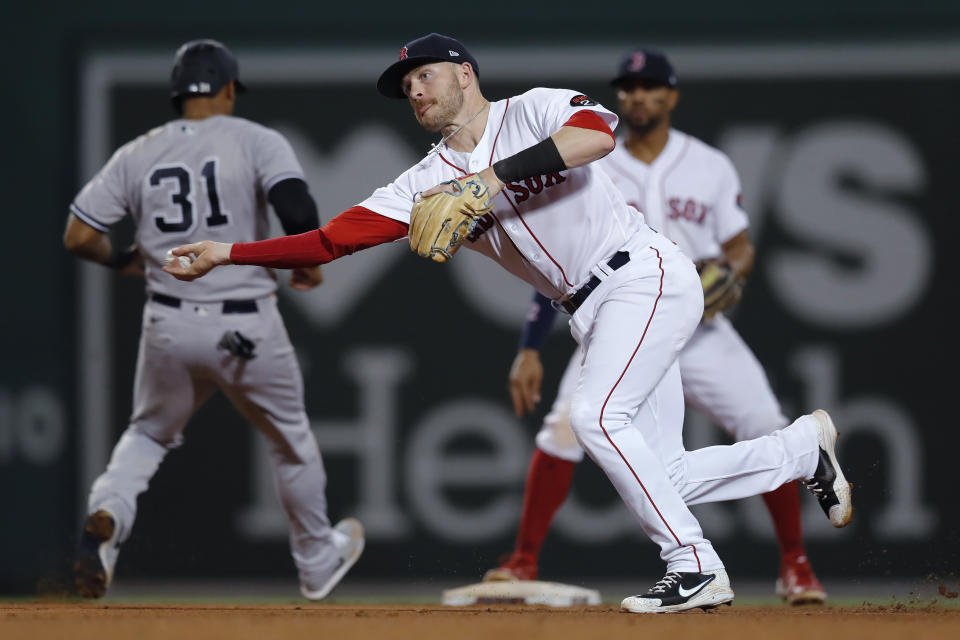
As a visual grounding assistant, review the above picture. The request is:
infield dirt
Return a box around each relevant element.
[3,603,960,640]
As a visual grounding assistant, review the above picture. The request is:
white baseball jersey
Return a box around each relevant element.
[598,129,748,262]
[218,88,824,578]
[71,115,304,301]
[358,91,817,576]
[425,117,819,577]
[358,88,652,301]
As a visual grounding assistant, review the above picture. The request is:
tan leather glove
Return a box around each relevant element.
[409,174,492,263]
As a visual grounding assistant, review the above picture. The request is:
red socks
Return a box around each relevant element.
[513,448,576,560]
[761,481,806,558]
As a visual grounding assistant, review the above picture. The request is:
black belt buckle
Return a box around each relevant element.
[560,251,630,314]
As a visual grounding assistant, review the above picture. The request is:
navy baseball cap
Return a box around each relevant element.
[610,48,677,88]
[170,39,247,101]
[377,33,480,98]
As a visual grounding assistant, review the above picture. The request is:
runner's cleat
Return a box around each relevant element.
[776,554,826,605]
[483,552,538,582]
[74,510,120,598]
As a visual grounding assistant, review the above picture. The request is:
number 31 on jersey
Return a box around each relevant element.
[149,158,229,233]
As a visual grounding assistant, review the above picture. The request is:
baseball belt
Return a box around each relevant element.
[151,293,258,314]
[559,251,631,314]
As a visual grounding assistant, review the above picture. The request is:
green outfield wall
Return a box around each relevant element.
[1,1,958,592]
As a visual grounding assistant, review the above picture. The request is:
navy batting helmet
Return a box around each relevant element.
[170,39,246,110]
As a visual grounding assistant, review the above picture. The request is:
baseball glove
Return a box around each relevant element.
[696,259,743,322]
[409,174,493,263]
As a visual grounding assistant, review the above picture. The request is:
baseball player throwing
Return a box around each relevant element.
[64,39,363,600]
[485,49,826,605]
[164,33,853,613]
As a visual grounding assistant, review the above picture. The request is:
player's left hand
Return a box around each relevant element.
[163,240,233,281]
[508,348,544,417]
[289,265,324,291]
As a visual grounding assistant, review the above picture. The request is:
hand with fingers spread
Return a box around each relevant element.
[508,348,543,417]
[162,240,233,281]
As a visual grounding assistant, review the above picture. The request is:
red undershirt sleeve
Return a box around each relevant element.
[230,206,409,268]
[562,110,615,141]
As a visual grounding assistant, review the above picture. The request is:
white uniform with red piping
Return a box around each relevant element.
[603,132,790,441]
[359,88,649,302]
[537,131,790,471]
[238,88,823,574]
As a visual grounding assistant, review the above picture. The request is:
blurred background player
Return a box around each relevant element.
[63,39,363,600]
[486,48,826,605]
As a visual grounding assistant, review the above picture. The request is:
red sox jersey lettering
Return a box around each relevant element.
[467,211,496,242]
[504,171,568,203]
[668,197,709,225]
[357,87,646,299]
[598,129,748,262]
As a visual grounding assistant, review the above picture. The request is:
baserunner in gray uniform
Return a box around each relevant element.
[63,39,364,600]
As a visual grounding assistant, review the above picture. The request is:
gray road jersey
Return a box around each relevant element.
[70,115,304,301]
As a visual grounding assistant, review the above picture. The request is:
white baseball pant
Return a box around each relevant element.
[563,231,819,572]
[87,294,336,576]
[537,316,789,461]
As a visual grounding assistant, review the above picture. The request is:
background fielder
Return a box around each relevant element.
[63,39,363,600]
[164,33,852,613]
[485,49,826,605]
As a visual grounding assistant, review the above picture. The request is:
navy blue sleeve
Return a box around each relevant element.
[519,291,559,350]
[268,177,321,236]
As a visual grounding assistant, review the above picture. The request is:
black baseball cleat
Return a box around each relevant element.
[74,510,120,598]
[804,410,853,527]
[621,568,734,613]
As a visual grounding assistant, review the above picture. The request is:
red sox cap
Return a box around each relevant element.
[610,48,678,88]
[377,33,480,99]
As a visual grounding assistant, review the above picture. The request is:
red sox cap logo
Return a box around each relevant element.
[629,52,646,71]
[399,46,408,60]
